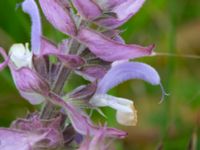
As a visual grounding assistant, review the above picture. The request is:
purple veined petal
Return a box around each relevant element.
[10,115,64,149]
[71,0,102,20]
[96,0,146,29]
[77,28,154,62]
[96,0,126,10]
[113,0,146,21]
[87,129,106,150]
[10,67,49,93]
[48,92,127,139]
[75,65,108,82]
[41,38,85,68]
[11,113,61,131]
[40,37,59,56]
[78,126,112,150]
[9,66,49,104]
[88,126,115,150]
[96,62,160,94]
[68,82,97,100]
[107,0,127,9]
[39,0,76,35]
[22,0,42,55]
[0,115,64,149]
[0,128,45,150]
[0,47,9,71]
[58,54,85,68]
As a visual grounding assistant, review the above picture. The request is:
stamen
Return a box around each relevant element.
[159,83,170,104]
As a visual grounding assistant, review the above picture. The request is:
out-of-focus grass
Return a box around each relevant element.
[0,0,200,149]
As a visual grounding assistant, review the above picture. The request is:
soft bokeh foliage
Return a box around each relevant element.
[0,0,200,149]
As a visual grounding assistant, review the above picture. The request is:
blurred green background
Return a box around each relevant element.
[0,0,200,149]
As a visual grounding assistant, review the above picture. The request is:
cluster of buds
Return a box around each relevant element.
[0,0,164,149]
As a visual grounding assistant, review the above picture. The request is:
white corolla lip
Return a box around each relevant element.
[9,43,33,69]
[90,94,137,126]
[116,103,137,126]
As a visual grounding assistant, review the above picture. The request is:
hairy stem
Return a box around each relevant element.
[40,65,71,119]
[40,16,83,119]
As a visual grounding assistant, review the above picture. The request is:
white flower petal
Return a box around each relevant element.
[90,94,137,126]
[9,43,32,69]
[116,104,137,126]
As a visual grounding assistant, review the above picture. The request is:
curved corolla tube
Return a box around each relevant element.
[22,0,42,55]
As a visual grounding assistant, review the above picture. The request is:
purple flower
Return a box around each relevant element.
[78,126,115,150]
[0,41,48,105]
[77,28,154,62]
[0,0,84,104]
[89,62,161,126]
[0,114,64,150]
[22,0,83,66]
[38,0,77,35]
[72,0,146,29]
[0,0,163,148]
[38,0,154,63]
[72,0,102,20]
[1,43,48,104]
[48,92,127,139]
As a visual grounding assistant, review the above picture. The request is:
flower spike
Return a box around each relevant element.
[0,0,163,148]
